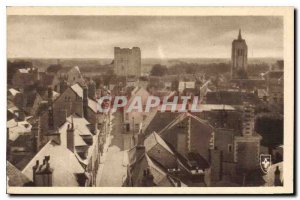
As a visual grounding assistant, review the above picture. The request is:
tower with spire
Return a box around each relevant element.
[231,29,248,79]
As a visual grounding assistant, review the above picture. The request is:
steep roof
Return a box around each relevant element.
[8,88,21,97]
[155,112,214,160]
[144,132,174,155]
[7,161,32,186]
[7,119,32,141]
[22,140,85,186]
[58,115,92,148]
[263,162,283,186]
[129,153,174,187]
[70,83,98,113]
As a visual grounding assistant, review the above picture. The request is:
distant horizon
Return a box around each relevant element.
[7,56,283,60]
[8,16,283,58]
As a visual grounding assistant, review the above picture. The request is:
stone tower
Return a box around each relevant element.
[114,47,141,77]
[231,29,248,79]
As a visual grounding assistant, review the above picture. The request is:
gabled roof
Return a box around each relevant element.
[263,162,283,186]
[7,161,32,186]
[152,112,214,160]
[7,119,32,141]
[70,83,98,113]
[144,132,174,155]
[129,153,174,187]
[22,140,85,186]
[10,134,33,150]
[8,88,21,97]
[58,115,92,148]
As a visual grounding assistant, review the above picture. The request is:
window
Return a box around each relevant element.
[228,144,232,153]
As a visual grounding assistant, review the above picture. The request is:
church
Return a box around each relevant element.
[231,29,248,79]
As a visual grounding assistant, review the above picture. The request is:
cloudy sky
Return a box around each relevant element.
[7,15,283,59]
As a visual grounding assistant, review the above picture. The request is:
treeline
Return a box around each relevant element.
[7,60,33,85]
[255,113,283,147]
[150,62,231,76]
[150,62,272,77]
[247,63,270,76]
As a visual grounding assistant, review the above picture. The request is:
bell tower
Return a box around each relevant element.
[231,29,248,79]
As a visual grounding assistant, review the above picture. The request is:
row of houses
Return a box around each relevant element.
[7,66,112,187]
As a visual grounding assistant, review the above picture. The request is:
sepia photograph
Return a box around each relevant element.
[6,7,294,194]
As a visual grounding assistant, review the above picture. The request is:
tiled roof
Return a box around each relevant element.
[7,161,32,186]
[22,140,85,186]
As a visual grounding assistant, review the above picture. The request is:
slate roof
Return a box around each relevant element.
[8,88,21,97]
[58,115,97,165]
[71,83,98,113]
[263,162,283,186]
[144,132,174,155]
[129,153,174,187]
[22,140,85,186]
[150,112,214,160]
[58,115,92,148]
[7,119,32,141]
[7,161,32,186]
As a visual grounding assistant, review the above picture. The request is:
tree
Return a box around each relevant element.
[46,64,62,73]
[150,64,167,76]
[255,113,283,147]
[7,60,33,84]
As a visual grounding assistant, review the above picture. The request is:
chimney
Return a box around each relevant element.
[32,118,41,153]
[33,156,53,186]
[32,160,39,185]
[67,120,75,153]
[59,80,68,93]
[141,168,154,186]
[48,106,54,130]
[83,85,88,119]
[88,79,96,100]
[16,110,25,122]
[274,166,282,186]
[176,179,181,187]
[47,87,53,103]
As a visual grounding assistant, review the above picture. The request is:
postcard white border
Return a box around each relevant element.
[6,6,294,194]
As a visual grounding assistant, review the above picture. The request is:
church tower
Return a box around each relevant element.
[231,29,248,79]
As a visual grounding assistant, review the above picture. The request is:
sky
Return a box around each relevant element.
[7,15,283,59]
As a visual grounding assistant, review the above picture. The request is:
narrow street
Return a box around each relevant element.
[96,110,130,187]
